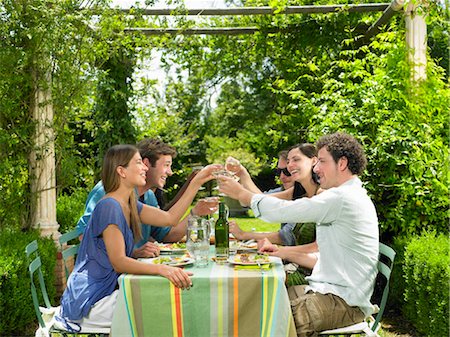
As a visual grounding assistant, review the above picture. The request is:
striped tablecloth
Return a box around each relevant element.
[111,256,296,337]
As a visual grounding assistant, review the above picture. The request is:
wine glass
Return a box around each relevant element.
[225,156,241,175]
[201,196,219,213]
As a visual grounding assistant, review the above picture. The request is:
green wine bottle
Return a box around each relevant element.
[214,202,229,263]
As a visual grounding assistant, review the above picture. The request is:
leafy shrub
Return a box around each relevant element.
[56,188,88,234]
[403,232,449,336]
[205,135,264,176]
[306,31,449,238]
[382,235,409,312]
[0,228,57,336]
[0,157,31,231]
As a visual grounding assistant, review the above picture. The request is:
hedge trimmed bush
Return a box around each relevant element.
[56,188,88,234]
[403,232,449,336]
[0,228,57,336]
[386,235,410,312]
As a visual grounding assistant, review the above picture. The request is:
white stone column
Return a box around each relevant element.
[405,2,427,82]
[29,70,60,241]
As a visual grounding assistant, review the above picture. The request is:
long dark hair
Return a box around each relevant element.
[102,144,142,241]
[288,143,320,199]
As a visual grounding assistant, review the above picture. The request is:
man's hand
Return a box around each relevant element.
[217,175,251,206]
[229,220,245,240]
[258,238,279,254]
[258,238,288,259]
[132,242,161,258]
[192,197,219,217]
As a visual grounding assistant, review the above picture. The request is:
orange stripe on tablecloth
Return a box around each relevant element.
[233,270,239,337]
[170,284,184,337]
[175,286,183,337]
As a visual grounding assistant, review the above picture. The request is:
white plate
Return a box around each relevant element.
[228,254,274,266]
[143,256,194,267]
[157,243,187,253]
[230,241,258,252]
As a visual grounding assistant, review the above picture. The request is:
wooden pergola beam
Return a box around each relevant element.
[122,1,404,37]
[124,27,263,35]
[363,0,405,41]
[119,4,390,16]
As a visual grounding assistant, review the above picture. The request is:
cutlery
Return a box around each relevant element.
[256,261,265,275]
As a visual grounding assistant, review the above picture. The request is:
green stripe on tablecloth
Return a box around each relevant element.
[130,276,144,337]
[262,267,277,337]
[180,264,211,336]
[210,263,230,337]
[267,263,298,337]
[137,275,175,337]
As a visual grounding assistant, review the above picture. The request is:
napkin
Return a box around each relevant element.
[234,264,271,271]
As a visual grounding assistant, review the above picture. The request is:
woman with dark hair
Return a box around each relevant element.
[229,143,321,285]
[56,144,219,332]
[219,133,378,336]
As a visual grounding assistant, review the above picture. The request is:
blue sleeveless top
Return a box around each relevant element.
[60,197,143,320]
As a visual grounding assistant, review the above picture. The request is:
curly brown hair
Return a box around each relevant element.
[316,133,367,175]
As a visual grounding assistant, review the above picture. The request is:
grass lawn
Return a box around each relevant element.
[230,216,279,233]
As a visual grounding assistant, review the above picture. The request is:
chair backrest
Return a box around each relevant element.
[58,229,80,280]
[372,242,396,332]
[25,240,51,329]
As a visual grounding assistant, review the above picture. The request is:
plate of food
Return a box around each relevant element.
[156,242,187,253]
[228,253,273,265]
[148,256,194,267]
[230,240,258,252]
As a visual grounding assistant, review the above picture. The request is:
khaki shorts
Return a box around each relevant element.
[288,285,365,337]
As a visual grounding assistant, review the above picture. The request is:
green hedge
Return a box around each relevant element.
[387,235,415,313]
[0,228,57,336]
[56,188,87,234]
[403,232,449,336]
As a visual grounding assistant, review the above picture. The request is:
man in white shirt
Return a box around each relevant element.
[218,132,379,337]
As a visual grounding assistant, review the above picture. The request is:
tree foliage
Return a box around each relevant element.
[0,0,447,238]
[0,0,155,228]
[135,0,448,237]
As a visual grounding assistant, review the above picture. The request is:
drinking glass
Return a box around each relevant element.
[186,216,210,267]
[212,169,236,179]
[199,196,219,214]
[225,156,241,174]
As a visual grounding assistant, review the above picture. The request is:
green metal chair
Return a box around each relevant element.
[26,240,109,336]
[319,242,396,337]
[26,239,56,335]
[58,229,80,280]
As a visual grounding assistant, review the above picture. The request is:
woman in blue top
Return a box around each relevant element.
[57,144,219,331]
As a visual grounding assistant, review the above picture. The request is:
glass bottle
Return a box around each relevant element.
[214,202,229,263]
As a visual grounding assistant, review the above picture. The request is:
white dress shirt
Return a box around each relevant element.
[251,177,379,316]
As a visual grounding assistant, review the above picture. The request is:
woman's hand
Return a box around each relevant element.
[234,162,251,181]
[192,164,223,185]
[229,220,246,240]
[160,265,194,290]
[217,175,246,201]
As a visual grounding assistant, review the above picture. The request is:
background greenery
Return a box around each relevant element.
[403,232,450,336]
[0,229,57,335]
[0,0,448,336]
